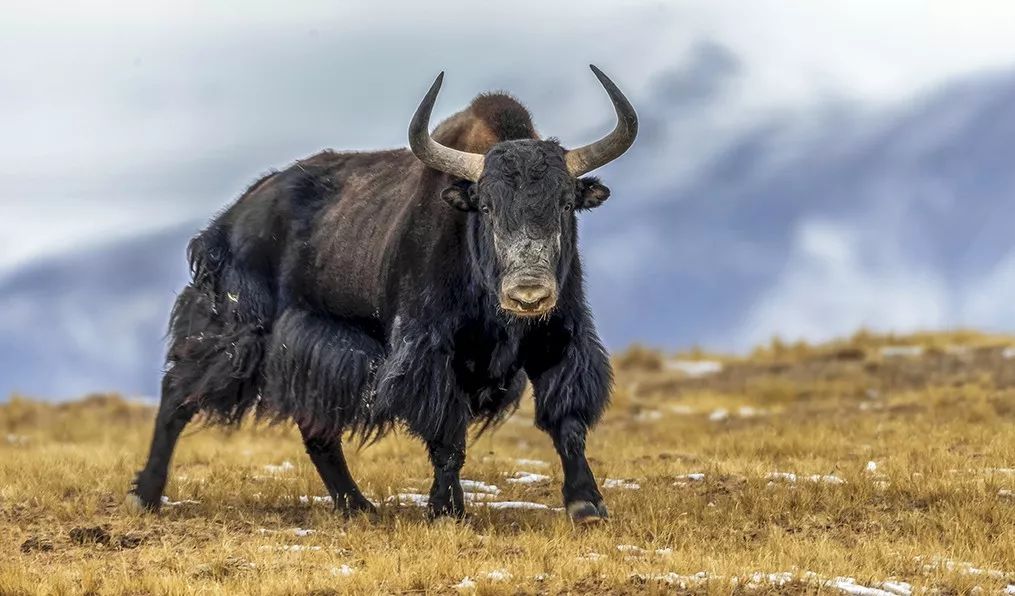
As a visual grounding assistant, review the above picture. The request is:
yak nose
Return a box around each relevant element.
[506,285,553,310]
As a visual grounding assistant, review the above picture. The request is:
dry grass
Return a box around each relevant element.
[2,331,1015,595]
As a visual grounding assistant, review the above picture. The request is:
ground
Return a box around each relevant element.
[2,330,1014,595]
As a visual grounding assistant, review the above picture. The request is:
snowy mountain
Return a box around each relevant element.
[585,66,1015,349]
[0,225,194,399]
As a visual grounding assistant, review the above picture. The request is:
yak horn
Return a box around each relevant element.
[408,72,485,182]
[564,65,639,177]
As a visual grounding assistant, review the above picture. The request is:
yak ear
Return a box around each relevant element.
[441,181,477,212]
[576,176,611,210]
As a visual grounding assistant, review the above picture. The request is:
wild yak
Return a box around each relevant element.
[128,65,638,523]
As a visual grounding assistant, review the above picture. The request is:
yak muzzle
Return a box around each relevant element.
[501,280,557,317]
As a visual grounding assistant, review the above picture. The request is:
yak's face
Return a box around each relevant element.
[442,139,610,318]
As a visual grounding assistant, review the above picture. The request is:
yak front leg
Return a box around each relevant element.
[425,422,467,519]
[548,417,608,523]
[525,316,612,524]
[374,327,470,519]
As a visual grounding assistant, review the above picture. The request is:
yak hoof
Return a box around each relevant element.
[337,494,378,518]
[567,500,608,524]
[124,491,160,514]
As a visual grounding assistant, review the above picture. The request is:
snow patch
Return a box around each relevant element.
[738,571,795,589]
[453,577,477,591]
[506,471,550,485]
[603,478,641,490]
[616,544,645,555]
[485,570,512,582]
[260,545,321,552]
[766,471,846,484]
[674,473,706,483]
[257,527,315,537]
[298,495,333,505]
[636,569,912,595]
[826,576,899,595]
[919,556,1009,579]
[709,408,730,422]
[737,406,764,417]
[330,564,355,577]
[386,493,429,506]
[616,544,673,558]
[384,492,554,511]
[464,492,500,502]
[160,496,200,506]
[460,479,500,494]
[481,501,555,510]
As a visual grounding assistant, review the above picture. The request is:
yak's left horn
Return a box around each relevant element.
[408,72,485,182]
[565,65,639,177]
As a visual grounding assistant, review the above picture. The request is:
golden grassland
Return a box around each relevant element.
[2,330,1014,595]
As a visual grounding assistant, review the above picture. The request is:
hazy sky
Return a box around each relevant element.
[4,0,1015,274]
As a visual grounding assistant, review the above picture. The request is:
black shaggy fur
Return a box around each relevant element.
[131,93,618,520]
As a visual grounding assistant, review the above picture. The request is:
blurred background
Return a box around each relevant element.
[3,0,1015,400]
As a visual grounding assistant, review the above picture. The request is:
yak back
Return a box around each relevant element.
[257,97,539,328]
[218,94,539,333]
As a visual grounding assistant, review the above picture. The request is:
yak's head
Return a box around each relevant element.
[409,65,638,318]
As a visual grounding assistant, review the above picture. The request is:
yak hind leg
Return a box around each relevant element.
[262,309,385,515]
[127,375,198,512]
[299,425,376,517]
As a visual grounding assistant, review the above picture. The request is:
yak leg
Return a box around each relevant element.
[425,422,467,518]
[547,417,607,523]
[525,316,611,524]
[299,426,376,516]
[128,376,197,512]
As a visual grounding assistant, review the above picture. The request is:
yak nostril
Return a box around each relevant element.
[507,285,552,307]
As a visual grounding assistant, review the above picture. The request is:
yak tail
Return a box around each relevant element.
[163,224,274,424]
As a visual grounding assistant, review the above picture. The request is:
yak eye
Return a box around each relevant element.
[562,203,574,212]
[480,204,491,214]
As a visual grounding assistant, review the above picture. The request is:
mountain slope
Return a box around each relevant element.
[0,225,195,399]
[584,66,1015,349]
